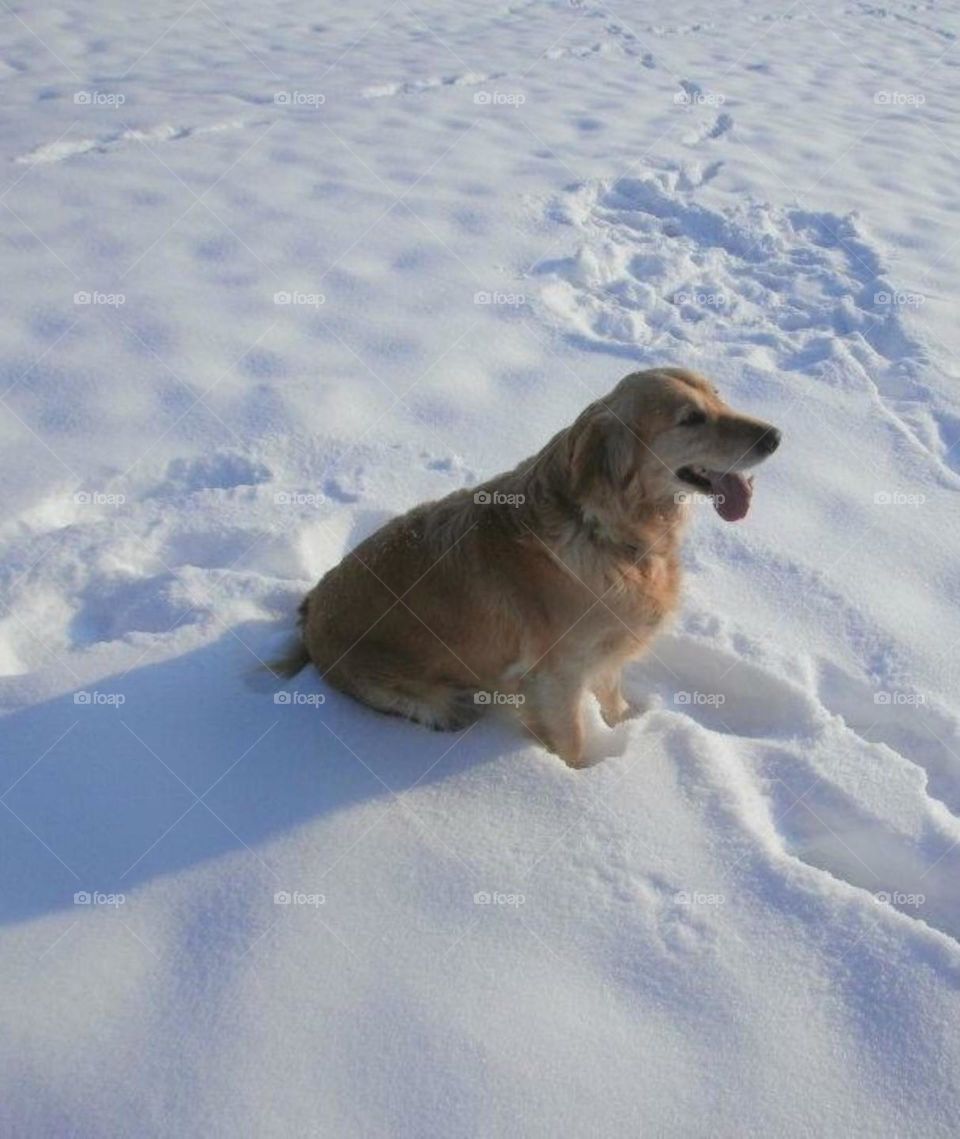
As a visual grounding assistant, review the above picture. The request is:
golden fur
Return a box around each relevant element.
[277,367,781,767]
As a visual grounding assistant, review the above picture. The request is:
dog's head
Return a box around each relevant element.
[570,367,780,524]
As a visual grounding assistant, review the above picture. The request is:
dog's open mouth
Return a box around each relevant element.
[676,465,754,522]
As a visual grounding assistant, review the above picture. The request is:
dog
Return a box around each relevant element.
[275,367,781,767]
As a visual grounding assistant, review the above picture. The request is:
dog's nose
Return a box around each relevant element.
[757,427,781,455]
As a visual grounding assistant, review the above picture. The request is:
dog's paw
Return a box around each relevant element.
[599,698,630,728]
[528,729,592,770]
[599,693,648,727]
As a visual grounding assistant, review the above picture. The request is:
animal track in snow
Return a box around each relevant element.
[681,111,733,145]
[626,623,960,946]
[645,21,714,37]
[70,573,200,645]
[153,451,273,496]
[758,746,960,945]
[816,660,960,818]
[848,2,956,42]
[544,41,616,61]
[14,120,252,165]
[362,72,496,99]
[639,873,720,958]
[1,447,291,659]
[534,166,960,478]
[421,451,476,483]
[630,633,821,740]
[545,31,654,65]
[323,472,366,504]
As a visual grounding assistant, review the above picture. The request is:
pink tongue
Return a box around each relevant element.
[708,471,753,522]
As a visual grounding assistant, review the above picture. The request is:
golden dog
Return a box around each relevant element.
[275,367,780,767]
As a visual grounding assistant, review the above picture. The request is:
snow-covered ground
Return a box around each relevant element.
[2,1,960,1134]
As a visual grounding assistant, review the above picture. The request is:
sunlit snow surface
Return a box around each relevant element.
[2,2,960,1135]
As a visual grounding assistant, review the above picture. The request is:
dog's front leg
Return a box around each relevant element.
[520,668,587,768]
[593,668,631,727]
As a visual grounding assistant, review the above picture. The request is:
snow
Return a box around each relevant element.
[2,0,960,1134]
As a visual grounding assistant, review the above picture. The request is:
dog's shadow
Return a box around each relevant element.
[0,622,502,928]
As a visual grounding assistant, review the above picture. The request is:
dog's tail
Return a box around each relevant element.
[262,596,313,679]
[265,639,311,679]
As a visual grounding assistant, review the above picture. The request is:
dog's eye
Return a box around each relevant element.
[679,409,707,427]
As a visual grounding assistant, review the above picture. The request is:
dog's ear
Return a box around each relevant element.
[570,407,633,496]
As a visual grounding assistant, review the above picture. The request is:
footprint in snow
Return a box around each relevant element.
[534,163,959,481]
[681,111,733,146]
[152,451,272,497]
[758,745,960,948]
[816,659,960,819]
[362,73,495,99]
[69,573,200,646]
[627,634,819,740]
[14,119,253,165]
[323,473,365,504]
[641,874,720,958]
